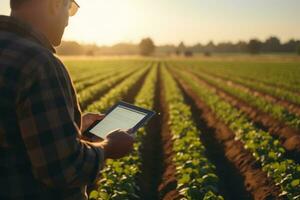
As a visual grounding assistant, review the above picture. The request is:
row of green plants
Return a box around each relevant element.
[67,60,147,83]
[73,60,149,88]
[185,66,300,130]
[78,67,141,109]
[161,65,224,200]
[173,67,300,199]
[173,60,300,95]
[192,66,300,108]
[85,66,149,113]
[69,62,121,83]
[75,69,124,93]
[89,64,158,200]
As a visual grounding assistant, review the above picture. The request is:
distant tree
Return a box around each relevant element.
[248,39,262,54]
[297,45,300,55]
[191,43,203,53]
[263,36,281,52]
[217,42,234,53]
[56,41,84,55]
[175,49,181,56]
[207,41,215,47]
[139,38,155,56]
[184,50,193,57]
[282,39,297,52]
[236,41,248,52]
[204,41,215,53]
[178,42,186,54]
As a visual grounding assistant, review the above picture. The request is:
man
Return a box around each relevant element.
[0,0,134,199]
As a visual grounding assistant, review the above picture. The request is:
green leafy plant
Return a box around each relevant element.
[86,66,149,112]
[185,67,300,130]
[162,66,223,200]
[88,64,158,199]
[175,68,300,199]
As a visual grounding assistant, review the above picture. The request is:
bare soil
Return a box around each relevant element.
[172,69,283,200]
[157,66,182,200]
[188,70,300,163]
[201,70,300,116]
[137,63,164,200]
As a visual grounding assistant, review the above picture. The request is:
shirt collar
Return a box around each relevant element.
[0,15,56,53]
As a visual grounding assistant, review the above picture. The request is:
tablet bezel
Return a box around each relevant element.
[83,101,156,140]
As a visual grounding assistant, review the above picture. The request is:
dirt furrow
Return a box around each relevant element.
[80,74,129,110]
[186,69,300,163]
[172,72,252,199]
[229,74,300,97]
[199,70,300,116]
[86,67,150,196]
[137,63,164,200]
[158,65,181,200]
[172,69,283,200]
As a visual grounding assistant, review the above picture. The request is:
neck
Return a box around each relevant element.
[12,11,40,31]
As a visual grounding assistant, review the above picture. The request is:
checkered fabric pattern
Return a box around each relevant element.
[0,15,105,200]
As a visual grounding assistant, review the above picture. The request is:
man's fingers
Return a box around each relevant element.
[83,113,105,121]
[102,129,136,159]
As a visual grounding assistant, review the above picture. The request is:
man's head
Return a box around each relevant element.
[10,0,79,46]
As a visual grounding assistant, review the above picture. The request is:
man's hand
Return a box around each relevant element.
[81,113,105,133]
[101,129,134,159]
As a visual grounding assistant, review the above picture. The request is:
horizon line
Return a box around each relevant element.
[62,36,300,47]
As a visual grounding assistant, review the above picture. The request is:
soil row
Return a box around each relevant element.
[89,62,292,199]
[74,71,104,84]
[170,68,283,200]
[200,70,300,117]
[86,66,149,195]
[157,66,181,200]
[137,63,164,200]
[186,69,300,162]
[138,64,287,200]
[80,74,129,110]
[227,74,300,97]
[111,63,178,200]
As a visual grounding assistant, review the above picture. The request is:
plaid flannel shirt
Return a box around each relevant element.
[0,15,105,200]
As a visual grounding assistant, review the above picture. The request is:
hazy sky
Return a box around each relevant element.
[1,0,299,46]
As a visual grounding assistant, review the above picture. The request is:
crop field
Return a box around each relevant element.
[64,58,300,200]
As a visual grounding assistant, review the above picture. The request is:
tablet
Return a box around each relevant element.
[83,101,155,140]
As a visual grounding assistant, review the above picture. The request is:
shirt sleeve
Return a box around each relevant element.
[15,52,105,188]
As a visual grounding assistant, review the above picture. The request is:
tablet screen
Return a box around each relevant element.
[89,105,148,138]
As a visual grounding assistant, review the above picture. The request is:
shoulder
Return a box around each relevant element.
[0,30,62,72]
[17,37,61,72]
[0,32,54,87]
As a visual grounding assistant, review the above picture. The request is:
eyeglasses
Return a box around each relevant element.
[69,0,80,16]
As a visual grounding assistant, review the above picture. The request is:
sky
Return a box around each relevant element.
[0,0,300,46]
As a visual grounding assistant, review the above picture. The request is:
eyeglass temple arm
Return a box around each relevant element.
[73,0,80,8]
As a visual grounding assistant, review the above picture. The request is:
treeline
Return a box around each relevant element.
[56,42,139,56]
[165,37,300,55]
[56,36,300,56]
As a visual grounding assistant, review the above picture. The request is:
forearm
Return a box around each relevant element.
[25,139,105,188]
